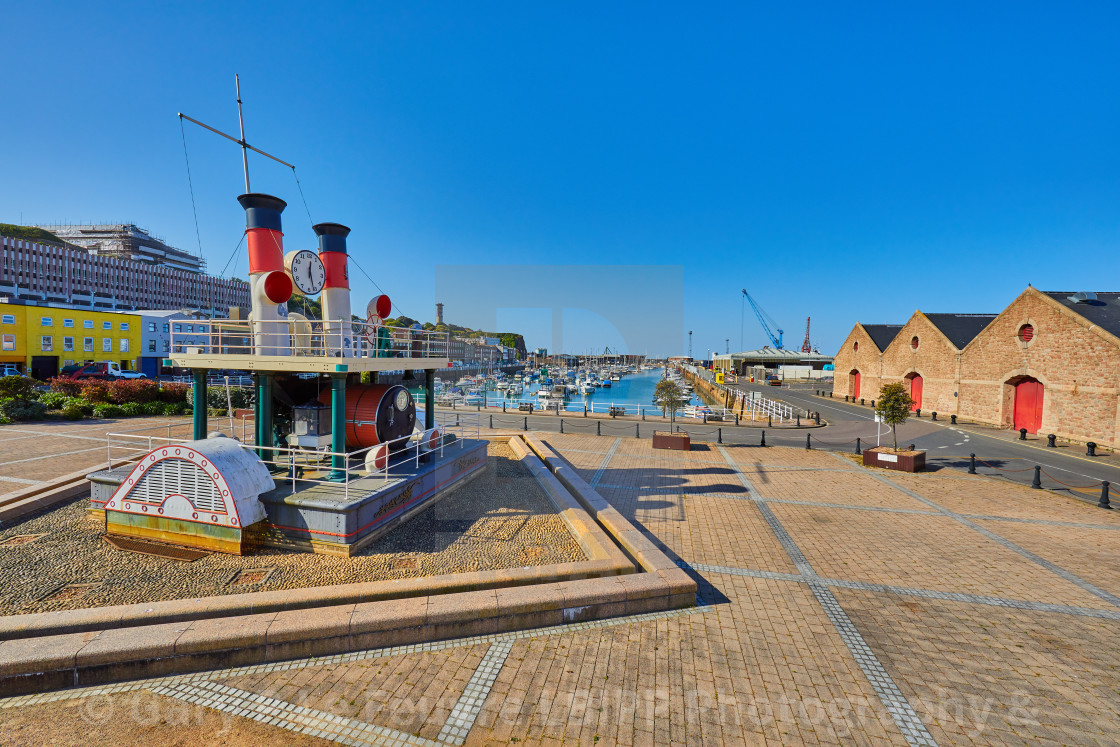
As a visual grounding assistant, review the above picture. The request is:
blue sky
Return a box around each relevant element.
[2,2,1117,357]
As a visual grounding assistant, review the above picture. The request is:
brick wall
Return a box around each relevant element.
[832,324,889,401]
[880,314,962,416]
[959,289,1120,447]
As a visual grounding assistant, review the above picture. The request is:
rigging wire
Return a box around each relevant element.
[291,167,315,227]
[179,117,205,259]
[218,232,247,278]
[349,254,409,320]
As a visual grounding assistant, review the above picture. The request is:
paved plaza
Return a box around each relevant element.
[2,431,1119,745]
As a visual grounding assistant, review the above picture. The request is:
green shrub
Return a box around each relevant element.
[92,403,125,419]
[208,407,228,417]
[206,386,254,410]
[38,391,68,409]
[120,402,143,417]
[61,404,84,420]
[0,398,47,422]
[63,397,95,416]
[159,383,190,403]
[0,376,37,400]
[141,401,164,416]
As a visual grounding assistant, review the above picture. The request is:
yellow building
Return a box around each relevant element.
[0,302,142,379]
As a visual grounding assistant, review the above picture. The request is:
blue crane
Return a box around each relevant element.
[741,289,784,350]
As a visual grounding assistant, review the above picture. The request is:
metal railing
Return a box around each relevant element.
[170,319,449,359]
[104,413,476,498]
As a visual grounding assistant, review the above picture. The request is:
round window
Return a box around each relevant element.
[911,336,919,350]
[853,341,859,353]
[1018,324,1034,343]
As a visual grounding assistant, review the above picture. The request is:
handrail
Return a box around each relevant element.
[170,318,449,359]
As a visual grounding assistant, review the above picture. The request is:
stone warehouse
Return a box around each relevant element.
[833,287,1120,448]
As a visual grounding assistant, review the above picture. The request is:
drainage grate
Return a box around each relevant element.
[0,534,45,547]
[225,567,278,587]
[38,583,100,604]
[393,557,419,571]
[103,535,211,562]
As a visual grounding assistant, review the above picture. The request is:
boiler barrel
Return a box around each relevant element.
[318,384,416,450]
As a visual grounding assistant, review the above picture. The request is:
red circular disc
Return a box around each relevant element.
[373,294,392,319]
[263,271,294,303]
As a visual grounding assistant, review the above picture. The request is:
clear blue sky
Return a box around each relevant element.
[2,2,1117,357]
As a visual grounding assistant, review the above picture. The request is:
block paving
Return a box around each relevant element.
[3,433,1119,745]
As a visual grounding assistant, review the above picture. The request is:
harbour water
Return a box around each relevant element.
[480,369,705,414]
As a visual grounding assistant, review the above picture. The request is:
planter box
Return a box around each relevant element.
[652,431,690,451]
[863,447,925,472]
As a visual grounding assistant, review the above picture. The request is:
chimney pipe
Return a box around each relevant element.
[238,193,292,355]
[314,222,352,356]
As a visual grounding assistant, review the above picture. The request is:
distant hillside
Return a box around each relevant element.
[0,223,71,246]
[384,316,527,358]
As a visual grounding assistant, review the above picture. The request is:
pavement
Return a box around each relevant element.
[3,432,1119,745]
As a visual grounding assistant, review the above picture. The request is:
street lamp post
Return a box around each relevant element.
[688,330,693,360]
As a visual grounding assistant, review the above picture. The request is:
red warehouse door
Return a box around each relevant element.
[909,375,923,411]
[1013,379,1044,433]
[851,371,861,399]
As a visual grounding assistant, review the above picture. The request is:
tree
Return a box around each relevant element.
[654,379,689,427]
[875,382,914,452]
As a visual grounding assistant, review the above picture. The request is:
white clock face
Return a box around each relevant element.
[285,250,326,295]
[395,390,410,411]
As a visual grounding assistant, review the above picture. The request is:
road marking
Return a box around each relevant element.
[0,475,41,485]
[590,438,621,487]
[437,639,514,745]
[0,445,105,467]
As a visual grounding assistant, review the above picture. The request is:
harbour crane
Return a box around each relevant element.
[740,289,784,350]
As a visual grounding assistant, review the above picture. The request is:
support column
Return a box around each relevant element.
[255,373,274,463]
[425,369,435,431]
[191,369,207,441]
[330,373,347,480]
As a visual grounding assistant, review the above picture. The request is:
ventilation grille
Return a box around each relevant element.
[131,458,224,514]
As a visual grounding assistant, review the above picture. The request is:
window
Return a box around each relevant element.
[41,335,52,351]
[63,319,74,328]
[102,338,111,352]
[102,321,111,330]
[911,336,919,350]
[1,315,13,325]
[174,324,182,333]
[84,320,93,329]
[853,341,859,353]
[63,337,74,352]
[121,322,129,331]
[41,317,52,327]
[1018,324,1035,343]
[148,340,156,353]
[84,337,94,352]
[162,340,170,353]
[148,322,156,332]
[1,335,13,351]
[120,339,129,353]
[186,325,194,333]
[162,323,169,333]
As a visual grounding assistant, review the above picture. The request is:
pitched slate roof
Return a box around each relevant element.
[861,324,904,352]
[923,314,998,350]
[1041,292,1120,340]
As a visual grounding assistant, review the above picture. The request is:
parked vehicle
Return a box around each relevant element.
[60,361,128,380]
[766,375,782,386]
[117,370,148,380]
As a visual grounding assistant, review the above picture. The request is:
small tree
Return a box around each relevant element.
[875,382,913,452]
[655,379,689,427]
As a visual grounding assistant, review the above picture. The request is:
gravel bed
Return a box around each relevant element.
[0,441,585,616]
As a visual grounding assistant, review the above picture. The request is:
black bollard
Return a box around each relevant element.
[703,412,707,424]
[636,423,640,438]
[1099,481,1112,510]
[735,414,739,426]
[909,444,915,451]
[968,453,976,474]
[806,433,812,450]
[951,414,957,425]
[845,395,849,402]
[829,392,833,398]
[503,402,506,413]
[1047,434,1056,447]
[1087,441,1097,456]
[1019,428,1027,441]
[796,415,801,427]
[1031,465,1042,489]
[456,413,460,426]
[560,419,564,434]
[860,398,865,406]
[931,412,937,421]
[641,408,645,421]
[597,421,601,436]
[814,412,820,424]
[489,414,493,428]
[870,400,875,408]
[523,416,528,431]
[718,427,722,444]
[915,408,921,418]
[761,430,766,447]
[855,437,862,455]
[768,415,772,428]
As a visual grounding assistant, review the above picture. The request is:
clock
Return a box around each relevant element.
[284,250,326,295]
[395,389,410,411]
